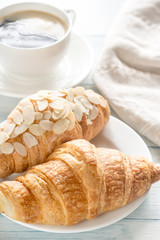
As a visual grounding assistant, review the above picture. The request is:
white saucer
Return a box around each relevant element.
[0,33,94,98]
[1,117,152,233]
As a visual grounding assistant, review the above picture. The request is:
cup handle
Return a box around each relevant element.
[65,9,76,25]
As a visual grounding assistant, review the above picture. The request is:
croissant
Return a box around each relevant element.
[0,87,110,178]
[0,139,159,225]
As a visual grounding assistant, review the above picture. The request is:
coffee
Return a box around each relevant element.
[0,10,67,48]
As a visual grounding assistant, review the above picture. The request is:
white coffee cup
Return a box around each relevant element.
[0,1,75,83]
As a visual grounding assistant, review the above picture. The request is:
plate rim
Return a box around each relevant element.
[1,116,152,233]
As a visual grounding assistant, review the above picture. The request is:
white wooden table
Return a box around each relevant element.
[0,0,160,239]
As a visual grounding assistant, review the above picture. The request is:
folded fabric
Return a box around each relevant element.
[93,0,160,146]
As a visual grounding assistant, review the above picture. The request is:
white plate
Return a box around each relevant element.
[0,32,94,98]
[1,116,152,233]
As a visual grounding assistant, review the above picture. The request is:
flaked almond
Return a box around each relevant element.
[3,122,16,136]
[66,88,74,101]
[38,94,50,100]
[87,119,93,125]
[54,109,61,114]
[86,91,106,107]
[29,124,46,136]
[37,99,48,111]
[53,118,70,134]
[70,102,75,110]
[53,90,66,97]
[14,142,27,157]
[1,142,14,154]
[43,111,51,120]
[0,132,9,145]
[67,111,75,130]
[40,120,54,131]
[49,102,54,109]
[14,123,29,136]
[35,112,43,120]
[51,103,71,120]
[51,111,61,120]
[49,99,64,111]
[97,98,106,108]
[12,110,23,125]
[74,87,85,96]
[74,98,89,115]
[45,95,57,101]
[23,132,38,148]
[81,97,93,110]
[20,99,32,109]
[22,105,35,125]
[61,104,71,119]
[73,104,83,122]
[88,105,98,120]
[51,109,66,120]
[10,131,18,138]
[85,89,94,95]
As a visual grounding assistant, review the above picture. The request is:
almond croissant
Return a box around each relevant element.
[0,87,110,178]
[0,139,159,225]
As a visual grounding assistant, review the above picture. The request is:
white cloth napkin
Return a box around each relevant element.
[93,0,160,146]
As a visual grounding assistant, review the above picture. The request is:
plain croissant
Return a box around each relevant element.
[0,139,159,225]
[0,87,110,178]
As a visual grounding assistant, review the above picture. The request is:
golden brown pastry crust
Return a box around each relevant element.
[0,139,159,225]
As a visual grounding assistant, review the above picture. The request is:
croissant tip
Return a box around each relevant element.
[151,163,160,184]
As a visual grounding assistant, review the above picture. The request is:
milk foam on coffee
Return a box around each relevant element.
[0,10,66,48]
